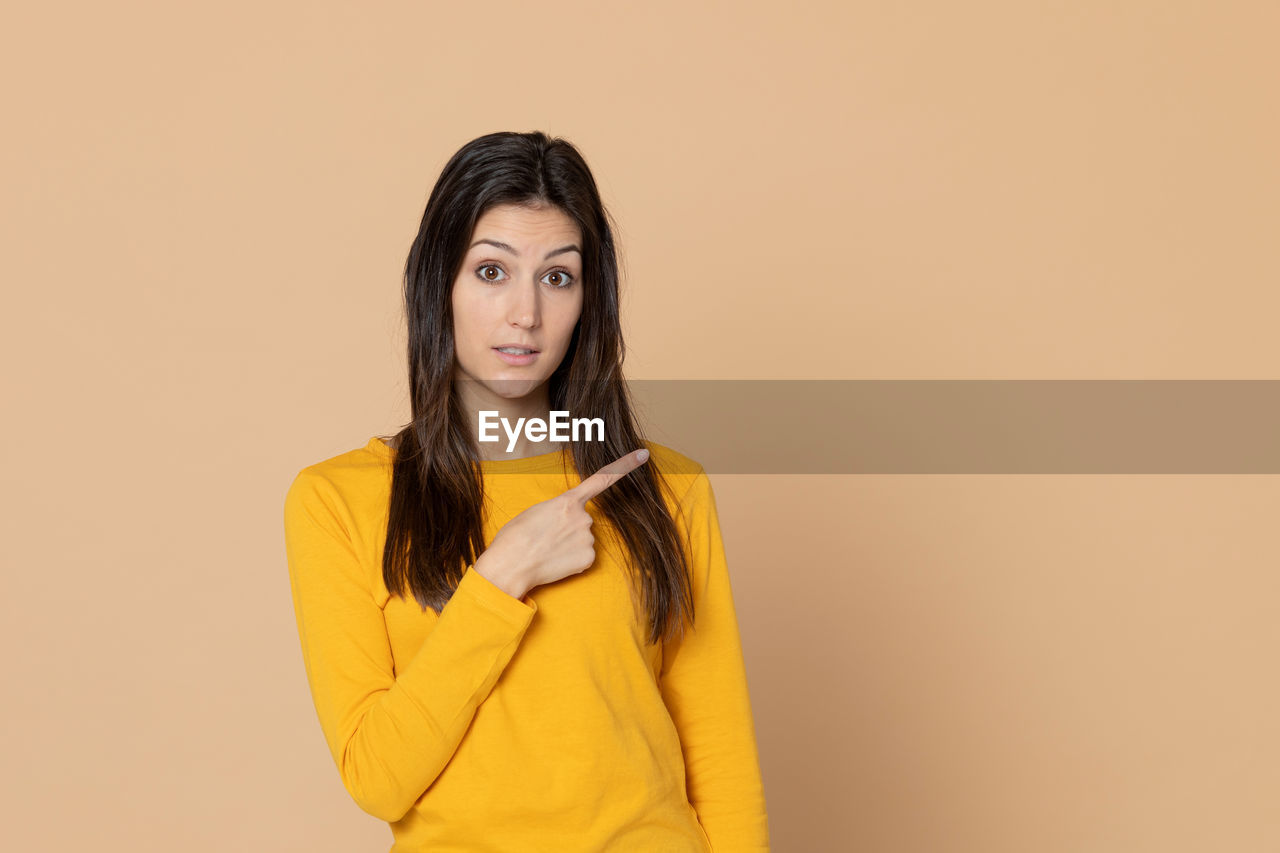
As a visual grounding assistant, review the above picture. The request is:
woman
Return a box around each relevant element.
[284,131,769,851]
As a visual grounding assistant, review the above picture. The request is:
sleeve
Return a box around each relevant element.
[283,468,538,823]
[660,470,771,851]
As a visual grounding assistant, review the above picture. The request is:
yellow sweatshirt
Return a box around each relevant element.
[283,436,770,852]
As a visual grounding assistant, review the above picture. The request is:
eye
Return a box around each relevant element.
[542,269,575,289]
[474,264,575,289]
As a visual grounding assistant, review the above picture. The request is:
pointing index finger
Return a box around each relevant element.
[568,449,650,504]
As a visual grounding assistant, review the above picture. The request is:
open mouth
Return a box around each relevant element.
[493,347,539,365]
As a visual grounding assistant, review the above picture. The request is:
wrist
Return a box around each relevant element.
[474,552,529,601]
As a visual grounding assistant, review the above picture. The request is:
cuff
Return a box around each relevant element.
[459,563,538,624]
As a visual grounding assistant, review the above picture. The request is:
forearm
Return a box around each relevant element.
[330,565,536,820]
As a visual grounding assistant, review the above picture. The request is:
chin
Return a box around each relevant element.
[483,377,544,398]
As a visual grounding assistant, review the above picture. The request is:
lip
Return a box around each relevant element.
[493,346,540,366]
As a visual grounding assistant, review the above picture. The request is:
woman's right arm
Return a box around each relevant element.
[283,469,537,823]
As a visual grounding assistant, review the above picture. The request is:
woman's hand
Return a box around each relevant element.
[474,449,651,599]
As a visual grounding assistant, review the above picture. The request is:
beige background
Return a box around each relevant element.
[3,1,1278,850]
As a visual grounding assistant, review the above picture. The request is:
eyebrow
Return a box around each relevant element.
[470,238,581,260]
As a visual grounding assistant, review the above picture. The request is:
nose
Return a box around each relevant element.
[506,275,540,329]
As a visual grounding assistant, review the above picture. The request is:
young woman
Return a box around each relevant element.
[284,131,769,851]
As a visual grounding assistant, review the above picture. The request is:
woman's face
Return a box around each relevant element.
[451,203,584,403]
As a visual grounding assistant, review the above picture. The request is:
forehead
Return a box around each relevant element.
[469,204,581,251]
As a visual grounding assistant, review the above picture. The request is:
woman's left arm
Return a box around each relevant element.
[660,469,771,851]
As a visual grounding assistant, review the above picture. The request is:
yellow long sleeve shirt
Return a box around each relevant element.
[283,436,770,852]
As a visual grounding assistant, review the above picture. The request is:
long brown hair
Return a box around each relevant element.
[382,130,693,646]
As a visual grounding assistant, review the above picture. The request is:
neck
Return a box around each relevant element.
[454,377,568,461]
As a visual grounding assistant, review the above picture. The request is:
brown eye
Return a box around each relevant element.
[474,264,574,287]
[543,270,575,288]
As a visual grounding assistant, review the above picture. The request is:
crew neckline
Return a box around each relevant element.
[365,436,569,473]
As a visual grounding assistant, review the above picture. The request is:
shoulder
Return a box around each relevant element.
[638,439,711,507]
[284,438,393,529]
[639,439,703,476]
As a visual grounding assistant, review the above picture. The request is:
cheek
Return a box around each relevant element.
[451,289,487,348]
[559,291,584,332]
[451,293,468,322]
[547,307,578,345]
[566,299,584,339]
